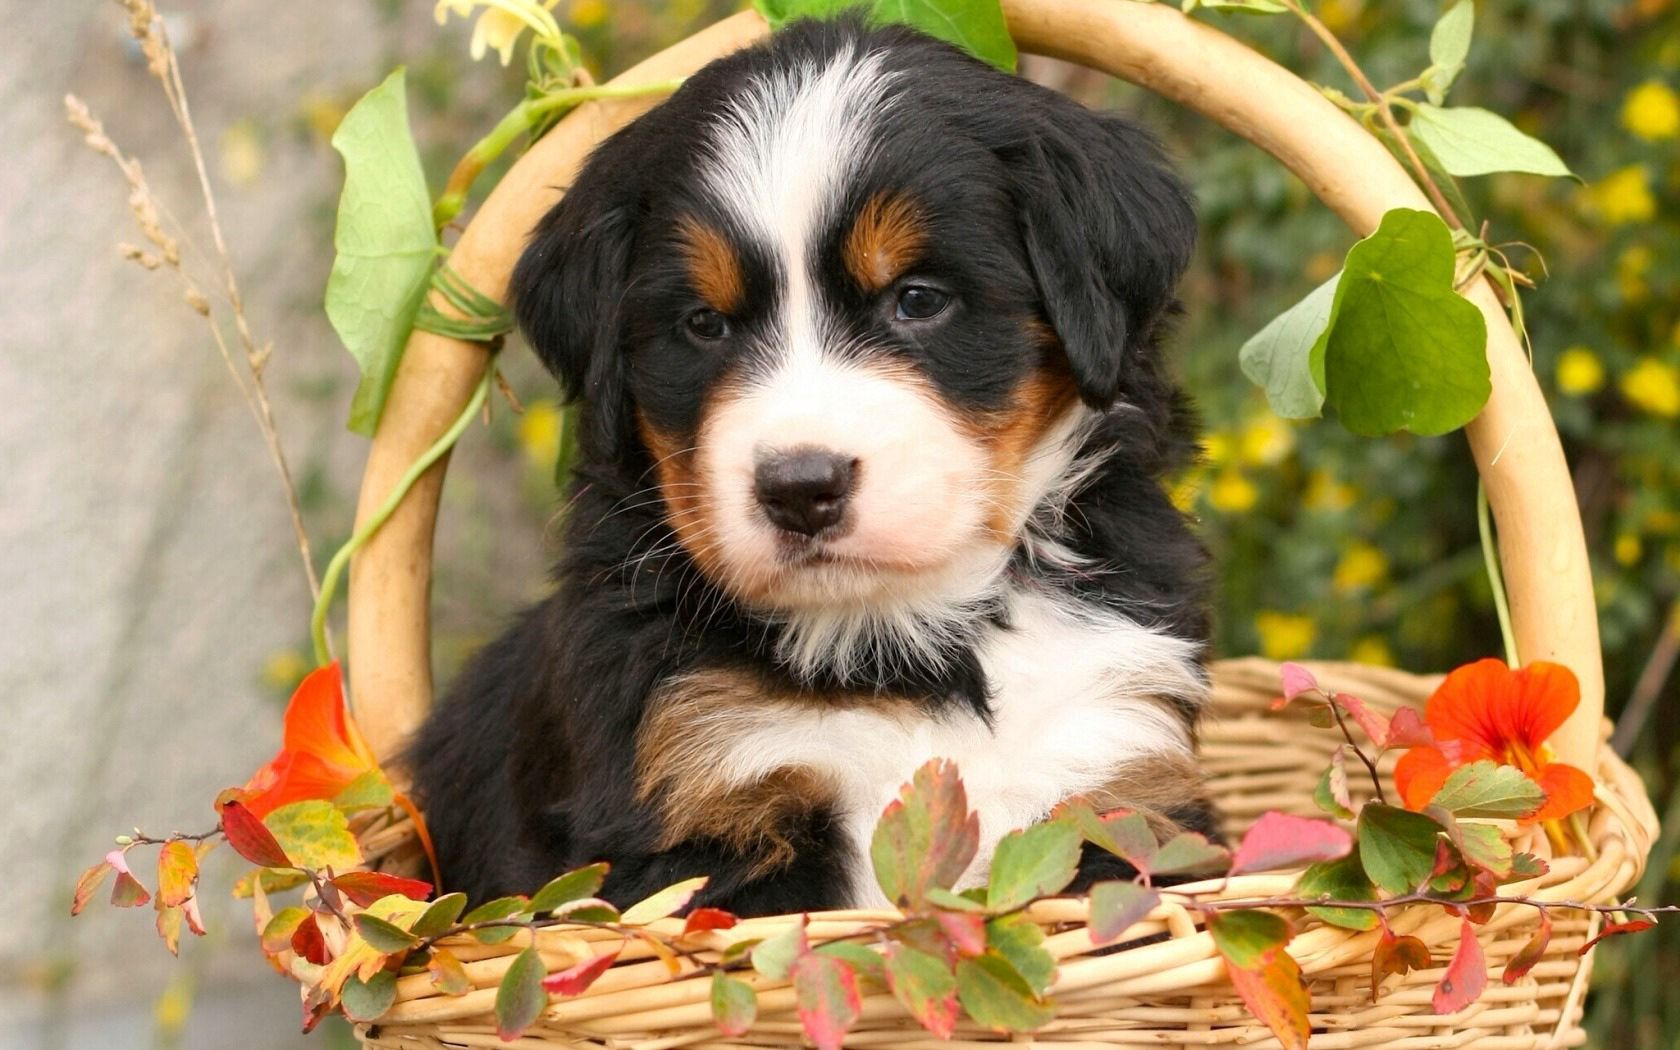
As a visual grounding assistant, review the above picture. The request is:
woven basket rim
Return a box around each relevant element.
[351,660,1658,1048]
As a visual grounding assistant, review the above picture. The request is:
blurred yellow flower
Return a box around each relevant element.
[1170,469,1206,513]
[1239,414,1295,468]
[519,398,564,468]
[261,648,311,691]
[1332,541,1389,593]
[1617,244,1654,303]
[1256,611,1316,661]
[1585,165,1656,225]
[1304,469,1358,512]
[1208,468,1259,513]
[1316,0,1363,33]
[435,0,562,64]
[1202,432,1233,467]
[1622,79,1680,141]
[1621,356,1680,417]
[1645,509,1680,535]
[1349,635,1396,668]
[1615,533,1644,566]
[569,0,607,28]
[218,119,265,188]
[1555,346,1606,396]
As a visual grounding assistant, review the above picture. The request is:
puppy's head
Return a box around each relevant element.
[512,19,1194,633]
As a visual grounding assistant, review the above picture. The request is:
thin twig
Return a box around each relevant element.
[1325,695,1388,805]
[1283,0,1464,229]
[101,0,330,657]
[1611,598,1680,757]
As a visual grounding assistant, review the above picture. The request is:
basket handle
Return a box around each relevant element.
[346,0,1603,774]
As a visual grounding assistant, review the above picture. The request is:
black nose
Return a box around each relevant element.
[754,448,856,537]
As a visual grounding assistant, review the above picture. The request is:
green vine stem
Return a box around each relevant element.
[309,365,494,666]
[1477,480,1521,668]
[1280,0,1464,230]
[432,79,684,230]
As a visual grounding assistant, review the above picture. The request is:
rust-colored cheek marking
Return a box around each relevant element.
[677,217,745,314]
[843,192,926,293]
[636,411,727,584]
[981,358,1081,540]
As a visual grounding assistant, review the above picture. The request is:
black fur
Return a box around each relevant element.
[410,16,1211,912]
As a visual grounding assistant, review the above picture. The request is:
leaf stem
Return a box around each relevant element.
[309,366,493,667]
[1477,481,1520,667]
[1281,0,1463,229]
[1325,694,1387,805]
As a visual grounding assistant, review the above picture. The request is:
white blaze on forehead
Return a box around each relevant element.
[701,44,900,360]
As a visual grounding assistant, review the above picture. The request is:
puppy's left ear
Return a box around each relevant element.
[1005,93,1196,409]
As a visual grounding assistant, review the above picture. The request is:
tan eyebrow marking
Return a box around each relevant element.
[843,192,925,293]
[677,216,746,313]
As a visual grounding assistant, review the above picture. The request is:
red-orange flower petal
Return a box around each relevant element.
[1394,745,1455,810]
[1423,659,1579,757]
[1528,762,1595,824]
[241,662,380,817]
[281,662,377,775]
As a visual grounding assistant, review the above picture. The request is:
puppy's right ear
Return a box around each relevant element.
[509,148,639,461]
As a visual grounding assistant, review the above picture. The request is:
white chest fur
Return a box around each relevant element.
[702,587,1206,907]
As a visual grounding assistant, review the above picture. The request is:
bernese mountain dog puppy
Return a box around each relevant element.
[410,15,1215,915]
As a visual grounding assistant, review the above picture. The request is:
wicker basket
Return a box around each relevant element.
[336,2,1660,1046]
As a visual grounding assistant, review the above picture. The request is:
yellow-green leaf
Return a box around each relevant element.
[325,68,438,437]
[263,800,361,872]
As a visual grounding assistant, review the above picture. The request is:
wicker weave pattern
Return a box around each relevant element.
[352,660,1657,1050]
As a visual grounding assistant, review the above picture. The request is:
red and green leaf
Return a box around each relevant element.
[954,952,1053,1032]
[792,952,862,1050]
[621,876,707,925]
[751,917,809,981]
[884,944,960,1039]
[461,895,532,945]
[871,759,980,909]
[1580,917,1658,954]
[291,913,331,965]
[987,818,1082,911]
[1502,909,1552,984]
[155,840,199,908]
[1429,760,1547,820]
[429,947,472,996]
[682,907,740,936]
[1067,803,1158,872]
[933,908,987,957]
[261,906,310,954]
[1357,804,1444,895]
[1208,910,1308,1050]
[1229,811,1354,876]
[107,851,151,908]
[1313,747,1355,819]
[495,946,550,1040]
[1432,919,1488,1014]
[1371,926,1432,999]
[355,913,421,953]
[710,972,758,1037]
[986,913,1054,995]
[411,891,470,938]
[1298,854,1379,931]
[331,870,433,908]
[543,947,621,996]
[531,863,611,915]
[220,800,292,869]
[342,970,398,1023]
[71,860,112,916]
[1151,831,1230,878]
[1088,880,1159,944]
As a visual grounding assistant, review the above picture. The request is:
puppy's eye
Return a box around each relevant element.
[685,308,730,341]
[894,284,950,321]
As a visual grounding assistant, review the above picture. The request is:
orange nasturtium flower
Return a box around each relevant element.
[1394,659,1595,824]
[234,662,438,877]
